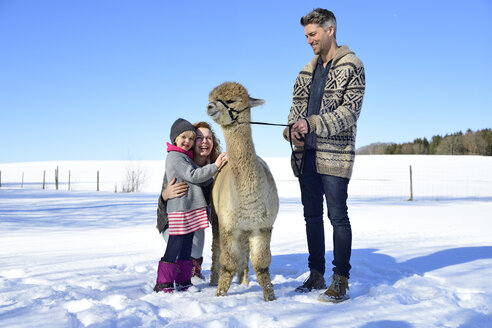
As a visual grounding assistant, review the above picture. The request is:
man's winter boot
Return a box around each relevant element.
[154,261,178,293]
[318,273,349,303]
[175,259,194,291]
[191,257,204,279]
[295,269,326,293]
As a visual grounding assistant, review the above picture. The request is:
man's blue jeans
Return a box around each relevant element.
[299,150,352,278]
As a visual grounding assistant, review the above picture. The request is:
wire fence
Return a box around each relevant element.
[1,156,491,201]
[354,156,491,201]
[0,161,163,193]
[269,156,492,201]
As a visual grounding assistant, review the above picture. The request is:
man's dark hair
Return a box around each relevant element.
[300,8,337,37]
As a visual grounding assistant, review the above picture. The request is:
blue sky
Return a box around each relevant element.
[1,0,491,163]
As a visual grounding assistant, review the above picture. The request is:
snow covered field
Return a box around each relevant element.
[1,155,491,328]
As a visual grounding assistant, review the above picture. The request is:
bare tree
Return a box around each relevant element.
[122,163,146,193]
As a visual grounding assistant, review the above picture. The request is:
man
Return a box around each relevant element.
[284,8,365,302]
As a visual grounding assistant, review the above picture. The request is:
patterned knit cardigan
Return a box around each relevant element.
[284,45,365,179]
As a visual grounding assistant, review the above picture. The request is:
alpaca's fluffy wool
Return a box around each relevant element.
[207,82,278,301]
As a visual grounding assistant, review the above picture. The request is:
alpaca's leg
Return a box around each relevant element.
[209,207,220,286]
[250,227,275,301]
[216,230,238,297]
[237,230,251,286]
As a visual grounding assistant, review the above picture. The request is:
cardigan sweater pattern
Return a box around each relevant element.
[285,45,365,179]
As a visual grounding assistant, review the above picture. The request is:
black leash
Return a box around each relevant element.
[248,121,306,179]
[248,121,289,127]
[214,98,306,177]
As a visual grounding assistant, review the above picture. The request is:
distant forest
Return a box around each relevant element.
[356,128,492,156]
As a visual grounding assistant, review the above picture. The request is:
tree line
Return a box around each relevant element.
[356,128,492,155]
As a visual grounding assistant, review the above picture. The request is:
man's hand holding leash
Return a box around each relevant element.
[291,119,309,147]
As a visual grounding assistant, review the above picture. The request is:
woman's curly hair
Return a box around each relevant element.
[193,121,222,163]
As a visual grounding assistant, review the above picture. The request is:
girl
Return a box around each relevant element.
[154,118,227,293]
[157,122,222,279]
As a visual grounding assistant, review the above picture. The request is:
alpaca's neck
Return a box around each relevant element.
[223,124,257,164]
[222,124,262,186]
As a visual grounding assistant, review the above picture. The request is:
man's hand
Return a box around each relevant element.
[290,119,309,147]
[161,177,188,201]
[290,130,305,147]
[292,119,309,134]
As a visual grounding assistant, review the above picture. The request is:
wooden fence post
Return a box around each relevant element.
[55,166,59,190]
[0,170,2,188]
[21,172,24,188]
[97,171,100,191]
[408,165,414,201]
[68,171,71,191]
[43,170,46,189]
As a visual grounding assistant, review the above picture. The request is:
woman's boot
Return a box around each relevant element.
[191,257,204,279]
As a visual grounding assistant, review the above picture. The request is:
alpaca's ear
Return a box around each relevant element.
[249,97,265,108]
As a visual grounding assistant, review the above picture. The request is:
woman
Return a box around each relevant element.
[156,121,222,279]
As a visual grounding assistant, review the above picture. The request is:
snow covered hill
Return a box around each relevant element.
[1,156,491,327]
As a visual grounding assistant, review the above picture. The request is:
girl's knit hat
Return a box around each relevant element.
[170,118,196,144]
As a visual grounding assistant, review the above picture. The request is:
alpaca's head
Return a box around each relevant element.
[207,82,265,127]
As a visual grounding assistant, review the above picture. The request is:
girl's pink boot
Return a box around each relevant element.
[154,261,178,293]
[175,259,193,291]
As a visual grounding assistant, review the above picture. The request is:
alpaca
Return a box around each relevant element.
[206,82,279,301]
